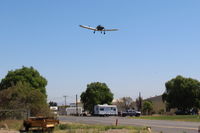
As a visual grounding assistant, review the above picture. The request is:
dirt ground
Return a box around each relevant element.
[0,130,19,133]
[0,129,142,133]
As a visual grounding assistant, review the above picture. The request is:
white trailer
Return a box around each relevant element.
[66,107,82,115]
[94,104,118,116]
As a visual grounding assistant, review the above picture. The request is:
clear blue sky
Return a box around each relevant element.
[1,0,200,104]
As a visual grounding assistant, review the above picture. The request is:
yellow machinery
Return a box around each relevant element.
[22,116,59,133]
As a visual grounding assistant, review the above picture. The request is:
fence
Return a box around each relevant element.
[0,109,29,120]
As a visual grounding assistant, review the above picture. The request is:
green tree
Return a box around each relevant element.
[0,82,49,116]
[49,101,58,106]
[162,75,200,112]
[27,89,50,116]
[142,101,153,115]
[136,92,143,111]
[80,82,114,113]
[0,66,47,96]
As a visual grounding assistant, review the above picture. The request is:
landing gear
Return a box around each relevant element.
[93,30,105,34]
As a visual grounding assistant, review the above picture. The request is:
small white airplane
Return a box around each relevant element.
[79,25,118,34]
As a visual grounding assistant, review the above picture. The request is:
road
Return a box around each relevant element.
[59,116,200,133]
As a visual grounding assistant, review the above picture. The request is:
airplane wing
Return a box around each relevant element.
[79,25,97,31]
[103,29,118,31]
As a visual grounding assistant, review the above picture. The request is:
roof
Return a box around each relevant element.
[95,104,117,107]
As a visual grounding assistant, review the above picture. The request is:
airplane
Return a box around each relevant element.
[79,25,118,34]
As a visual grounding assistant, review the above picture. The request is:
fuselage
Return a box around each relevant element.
[96,25,104,31]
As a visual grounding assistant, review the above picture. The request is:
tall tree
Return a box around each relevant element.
[80,82,113,113]
[136,92,143,111]
[162,75,200,112]
[0,66,47,96]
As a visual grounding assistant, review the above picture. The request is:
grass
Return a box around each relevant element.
[0,119,23,130]
[0,120,151,133]
[131,115,200,122]
[55,122,150,133]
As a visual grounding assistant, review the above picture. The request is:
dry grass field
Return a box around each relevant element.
[0,120,22,130]
[55,122,150,133]
[0,120,151,133]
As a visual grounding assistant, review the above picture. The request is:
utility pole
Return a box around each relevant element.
[64,96,67,107]
[76,94,78,116]
[64,95,67,115]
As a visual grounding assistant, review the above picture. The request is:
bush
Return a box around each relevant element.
[58,124,71,130]
[158,109,165,115]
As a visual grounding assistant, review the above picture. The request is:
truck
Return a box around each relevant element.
[22,116,59,133]
[94,104,118,116]
[122,109,141,117]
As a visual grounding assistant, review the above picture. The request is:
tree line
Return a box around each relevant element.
[80,76,200,114]
[0,66,199,118]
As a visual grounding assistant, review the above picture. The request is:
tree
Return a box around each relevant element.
[142,101,153,115]
[115,97,134,111]
[136,92,143,111]
[80,82,113,113]
[0,82,49,116]
[162,75,200,112]
[27,89,50,116]
[121,97,134,110]
[0,66,47,96]
[49,101,57,106]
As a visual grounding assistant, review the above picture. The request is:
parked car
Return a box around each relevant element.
[175,108,198,115]
[175,110,190,115]
[122,109,141,117]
